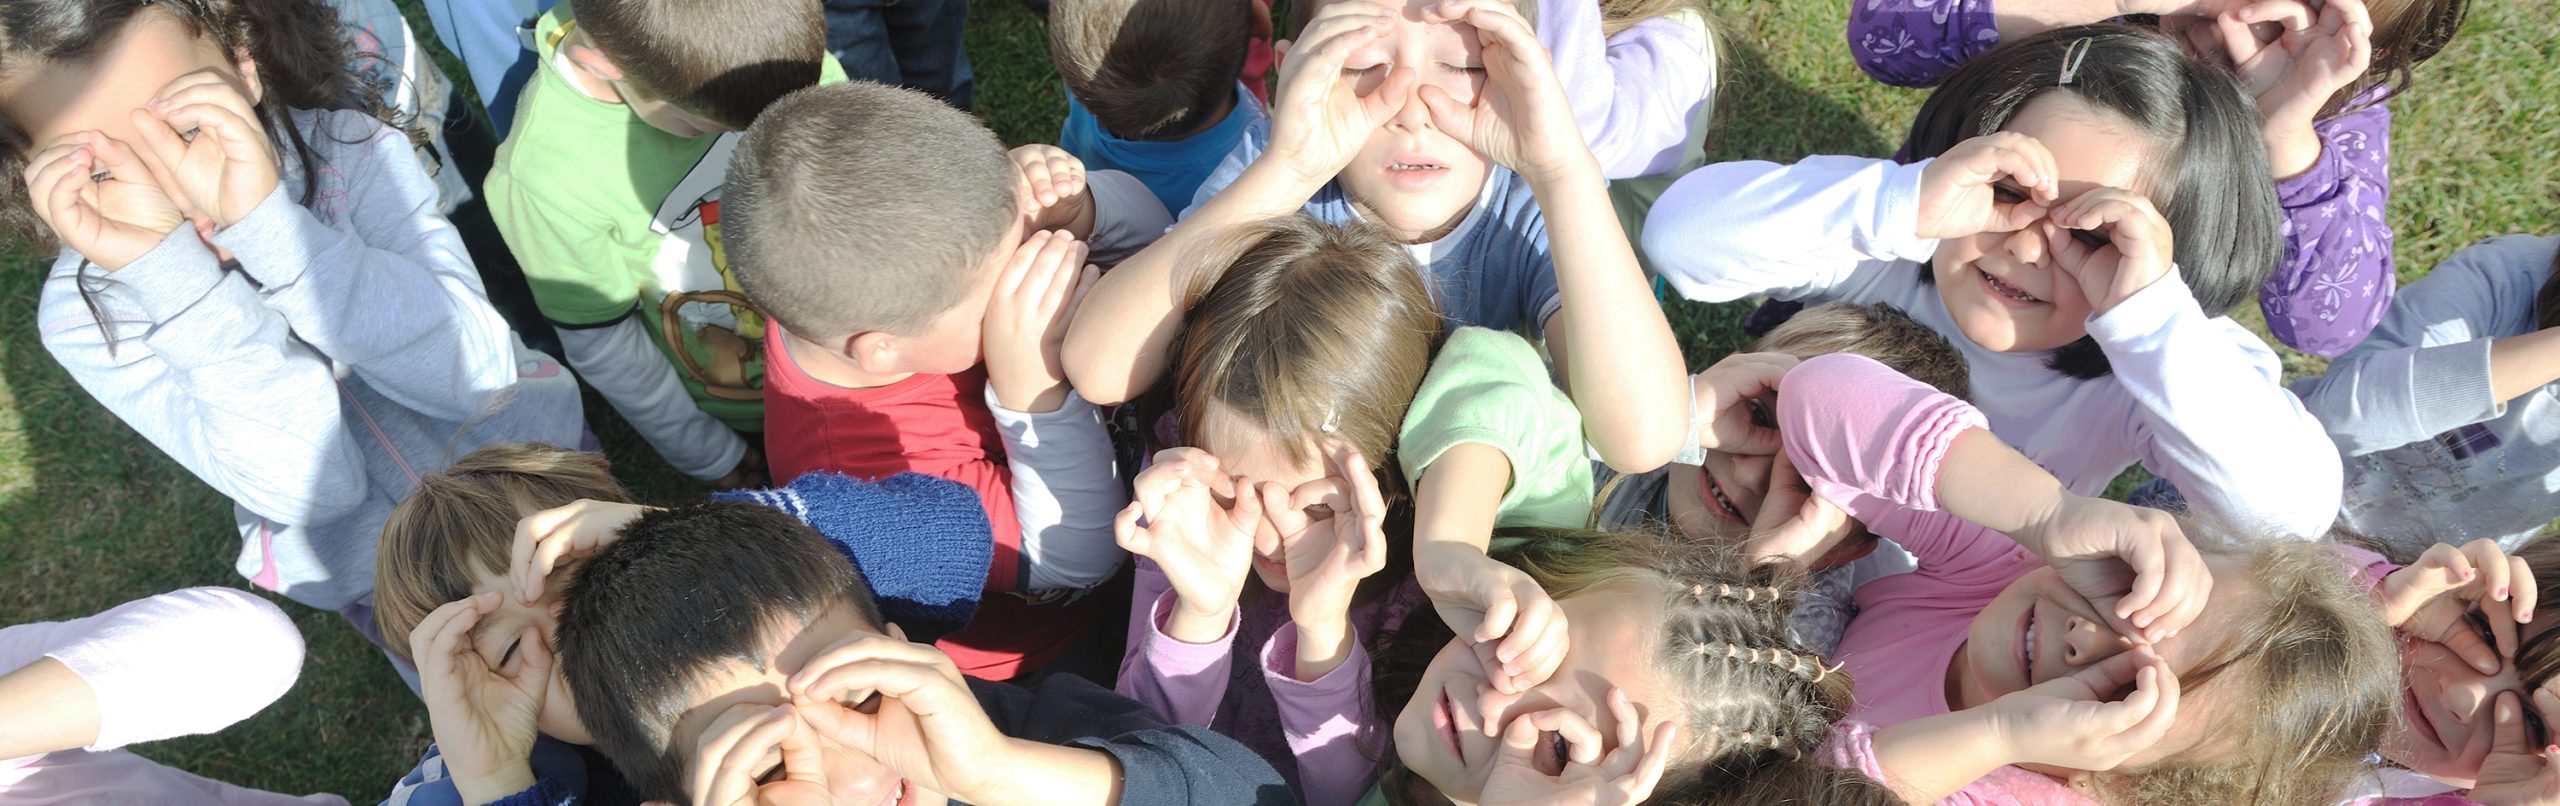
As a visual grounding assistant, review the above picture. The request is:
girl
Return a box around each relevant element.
[1542,0,1718,180]
[2296,234,2560,557]
[1849,0,2463,356]
[6,0,585,631]
[1068,0,1689,475]
[1642,25,2342,541]
[1768,351,2399,803]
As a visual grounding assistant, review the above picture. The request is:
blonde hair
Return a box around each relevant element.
[2095,536,2398,805]
[1599,0,1710,36]
[373,443,629,663]
[1750,302,1973,400]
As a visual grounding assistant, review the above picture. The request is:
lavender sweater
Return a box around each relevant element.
[1845,0,2396,356]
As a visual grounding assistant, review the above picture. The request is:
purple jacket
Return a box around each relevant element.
[1845,0,2396,356]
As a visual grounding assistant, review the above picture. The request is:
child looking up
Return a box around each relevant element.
[1070,0,1689,476]
[485,0,845,489]
[1644,25,2341,540]
[1049,0,1270,215]
[6,0,585,630]
[1848,0,2466,356]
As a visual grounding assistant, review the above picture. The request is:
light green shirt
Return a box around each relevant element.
[1398,327,1593,529]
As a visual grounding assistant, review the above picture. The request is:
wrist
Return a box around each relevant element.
[453,760,538,806]
[2264,120,2323,180]
[963,739,1122,806]
[1291,618,1355,683]
[1166,595,1237,645]
[1519,150,1604,192]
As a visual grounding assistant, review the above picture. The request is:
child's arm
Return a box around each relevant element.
[1641,155,1941,304]
[0,588,302,758]
[1868,649,2180,803]
[1422,0,1686,472]
[981,228,1128,591]
[1534,0,1716,179]
[1009,145,1175,265]
[406,593,552,806]
[2292,235,2554,456]
[1256,442,1396,806]
[1111,450,1258,725]
[1062,0,1414,405]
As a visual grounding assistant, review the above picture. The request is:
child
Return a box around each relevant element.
[1049,0,1270,214]
[720,80,1167,680]
[1068,0,1690,475]
[2296,235,2560,557]
[374,442,997,804]
[7,0,586,629]
[1539,0,1718,180]
[1111,212,1442,805]
[547,501,1295,805]
[484,0,845,489]
[1766,352,2398,802]
[1,588,337,805]
[1643,25,2342,540]
[1848,0,2465,356]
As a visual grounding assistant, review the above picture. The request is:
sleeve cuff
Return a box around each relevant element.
[984,385,1103,444]
[2404,339,2501,430]
[1875,159,1940,264]
[1259,622,1369,694]
[107,228,228,321]
[1085,169,1174,261]
[210,186,326,290]
[2274,129,2351,209]
[1145,590,1241,666]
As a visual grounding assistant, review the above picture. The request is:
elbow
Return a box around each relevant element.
[1592,417,1684,475]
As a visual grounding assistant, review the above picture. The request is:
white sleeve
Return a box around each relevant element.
[13,588,304,751]
[1083,169,1175,265]
[2093,275,2345,539]
[1640,156,1937,303]
[556,317,746,480]
[986,385,1128,591]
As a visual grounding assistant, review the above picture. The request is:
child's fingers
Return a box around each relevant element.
[28,147,94,229]
[788,633,949,697]
[1224,477,1266,540]
[1618,721,1679,803]
[410,593,490,676]
[2116,656,2182,750]
[2513,553,2539,626]
[158,101,265,164]
[2493,691,2534,756]
[1476,594,1519,646]
[1498,595,1553,665]
[2234,0,2315,32]
[1490,702,1547,768]
[1357,65,1417,125]
[1530,707,1607,766]
[690,705,794,806]
[514,623,554,689]
[1415,83,1472,139]
[1513,609,1570,691]
[774,712,829,791]
[1112,502,1148,553]
[1606,688,1642,750]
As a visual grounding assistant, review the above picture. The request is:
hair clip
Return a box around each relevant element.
[2057,38,2095,86]
[1319,407,1341,434]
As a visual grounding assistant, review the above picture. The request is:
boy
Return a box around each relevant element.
[485,0,846,489]
[721,81,1171,679]
[552,502,1294,805]
[1048,0,1269,214]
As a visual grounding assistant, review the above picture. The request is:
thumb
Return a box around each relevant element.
[1415,83,1468,133]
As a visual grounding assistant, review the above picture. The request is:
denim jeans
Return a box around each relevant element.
[824,0,975,110]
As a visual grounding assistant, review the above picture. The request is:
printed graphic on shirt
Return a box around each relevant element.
[650,134,768,400]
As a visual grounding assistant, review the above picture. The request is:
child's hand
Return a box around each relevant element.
[129,69,279,234]
[1914,132,2058,241]
[2019,495,2211,644]
[789,627,1010,805]
[1687,352,1797,455]
[680,703,831,806]
[707,445,769,491]
[409,592,547,806]
[1116,448,1262,643]
[1985,648,2181,773]
[1414,0,1584,182]
[2471,687,2560,806]
[2045,187,2175,317]
[1416,543,1569,694]
[2206,0,2372,177]
[1741,450,1857,567]
[1272,439,1392,681]
[982,230,1095,413]
[1478,693,1678,806]
[1266,0,1414,185]
[509,499,656,605]
[1011,145,1092,235]
[23,132,183,270]
[2380,540,2538,674]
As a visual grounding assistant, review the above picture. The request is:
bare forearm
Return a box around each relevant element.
[965,739,1126,806]
[0,658,101,760]
[2490,328,2560,402]
[1870,709,2014,804]
[1933,429,2071,537]
[1525,159,1686,473]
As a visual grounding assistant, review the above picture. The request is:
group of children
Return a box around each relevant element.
[2,0,2554,803]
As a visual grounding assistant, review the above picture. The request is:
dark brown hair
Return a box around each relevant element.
[2507,534,2560,687]
[568,0,826,131]
[723,81,1016,342]
[1049,0,1250,141]
[374,443,631,664]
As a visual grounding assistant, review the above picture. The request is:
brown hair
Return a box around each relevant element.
[567,0,826,130]
[722,81,1016,343]
[2506,533,2560,687]
[2094,536,2399,805]
[1285,0,1535,37]
[1373,529,1895,805]
[1169,212,1443,475]
[2337,0,2467,117]
[1598,0,1709,37]
[1050,0,1250,141]
[374,443,630,664]
[2536,241,2560,332]
[1750,302,1973,401]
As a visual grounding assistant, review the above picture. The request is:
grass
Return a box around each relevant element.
[0,0,2551,798]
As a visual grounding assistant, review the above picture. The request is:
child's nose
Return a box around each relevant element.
[2062,615,2133,667]
[1388,82,1434,130]
[2002,225,2048,267]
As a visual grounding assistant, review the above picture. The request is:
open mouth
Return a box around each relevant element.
[1699,467,1747,525]
[2020,607,2039,684]
[1979,269,2044,306]
[1438,688,1466,764]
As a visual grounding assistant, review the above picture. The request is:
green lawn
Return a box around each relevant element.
[0,0,2551,798]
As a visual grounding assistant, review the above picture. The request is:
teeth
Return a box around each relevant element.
[1986,273,2038,302]
[1390,162,1439,171]
[2023,613,2037,676]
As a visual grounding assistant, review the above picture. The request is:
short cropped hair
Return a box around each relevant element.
[555,501,884,801]
[1750,303,1972,400]
[374,443,630,663]
[722,82,1018,343]
[1049,0,1251,140]
[569,0,827,130]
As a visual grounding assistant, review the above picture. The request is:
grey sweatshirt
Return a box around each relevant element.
[37,109,587,612]
[2294,234,2560,556]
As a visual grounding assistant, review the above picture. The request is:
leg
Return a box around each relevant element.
[823,0,906,86]
[881,0,975,110]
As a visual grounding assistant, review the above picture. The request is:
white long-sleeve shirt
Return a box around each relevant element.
[1641,156,2343,538]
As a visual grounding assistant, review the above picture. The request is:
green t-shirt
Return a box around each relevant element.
[1398,327,1594,529]
[484,7,844,430]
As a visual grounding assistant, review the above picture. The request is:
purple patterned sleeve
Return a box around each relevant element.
[1846,0,2003,87]
[2262,95,2396,357]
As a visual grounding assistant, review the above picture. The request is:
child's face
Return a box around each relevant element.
[664,600,941,805]
[2387,622,2560,786]
[2,11,251,187]
[1391,575,1679,804]
[1929,93,2155,355]
[1198,410,1328,592]
[467,569,589,745]
[1328,0,1495,242]
[1955,553,2249,770]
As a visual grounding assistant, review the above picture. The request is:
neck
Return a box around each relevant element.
[784,332,913,390]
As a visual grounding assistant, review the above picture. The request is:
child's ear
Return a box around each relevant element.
[231,48,264,106]
[563,39,627,82]
[846,331,900,374]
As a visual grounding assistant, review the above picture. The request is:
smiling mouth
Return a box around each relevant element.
[1389,161,1445,172]
[1439,689,1466,764]
[1699,468,1748,524]
[1980,270,2044,305]
[2021,608,2038,683]
[2403,687,2446,749]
